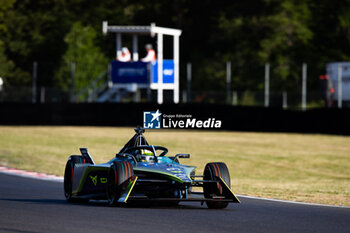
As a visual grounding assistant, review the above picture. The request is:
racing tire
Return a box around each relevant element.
[106,161,134,206]
[64,155,91,203]
[203,162,231,209]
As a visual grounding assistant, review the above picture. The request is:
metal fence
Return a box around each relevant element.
[0,86,69,103]
[181,90,328,109]
[0,86,333,109]
[0,61,348,110]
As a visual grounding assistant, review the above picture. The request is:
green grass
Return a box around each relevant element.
[0,126,349,206]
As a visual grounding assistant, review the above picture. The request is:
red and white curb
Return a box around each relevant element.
[0,166,63,182]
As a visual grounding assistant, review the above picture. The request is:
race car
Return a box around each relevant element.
[63,127,240,208]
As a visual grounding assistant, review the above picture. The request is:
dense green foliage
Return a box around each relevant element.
[1,0,350,92]
[55,22,108,90]
[0,0,17,84]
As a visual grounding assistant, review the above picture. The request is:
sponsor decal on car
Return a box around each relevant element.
[90,175,98,186]
[90,175,108,186]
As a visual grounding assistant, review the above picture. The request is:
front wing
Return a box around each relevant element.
[118,175,240,204]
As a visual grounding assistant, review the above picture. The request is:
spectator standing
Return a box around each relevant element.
[117,47,131,62]
[141,44,156,62]
[319,75,334,107]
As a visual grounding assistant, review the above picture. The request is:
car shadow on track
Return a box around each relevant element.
[0,198,67,205]
[88,200,225,210]
[0,198,235,211]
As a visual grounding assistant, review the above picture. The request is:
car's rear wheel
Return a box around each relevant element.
[203,162,231,209]
[64,155,90,203]
[106,161,134,206]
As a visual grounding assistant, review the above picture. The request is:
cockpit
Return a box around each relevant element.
[115,145,171,164]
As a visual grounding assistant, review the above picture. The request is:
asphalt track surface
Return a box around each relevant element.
[0,173,349,233]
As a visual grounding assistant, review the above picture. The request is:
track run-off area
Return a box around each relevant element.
[0,170,349,233]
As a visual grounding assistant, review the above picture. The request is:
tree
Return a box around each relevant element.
[216,0,313,92]
[0,41,15,81]
[0,0,16,85]
[2,0,350,96]
[0,0,16,31]
[55,22,108,91]
[257,0,313,91]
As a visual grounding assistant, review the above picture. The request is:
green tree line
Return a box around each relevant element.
[1,0,350,92]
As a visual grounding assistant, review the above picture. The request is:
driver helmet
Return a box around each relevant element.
[141,149,153,156]
[139,149,154,162]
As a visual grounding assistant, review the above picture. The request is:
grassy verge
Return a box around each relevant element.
[0,126,349,206]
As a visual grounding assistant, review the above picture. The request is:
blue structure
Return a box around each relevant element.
[326,62,350,103]
[102,21,181,104]
[111,61,148,84]
[111,60,175,85]
[151,60,175,84]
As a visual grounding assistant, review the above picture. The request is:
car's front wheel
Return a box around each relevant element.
[203,162,231,209]
[106,161,134,206]
[64,155,90,202]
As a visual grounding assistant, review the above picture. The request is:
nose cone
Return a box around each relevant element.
[135,162,193,183]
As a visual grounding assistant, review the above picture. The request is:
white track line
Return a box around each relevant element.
[0,166,348,209]
[236,194,350,209]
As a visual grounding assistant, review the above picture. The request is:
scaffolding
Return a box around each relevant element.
[102,21,182,104]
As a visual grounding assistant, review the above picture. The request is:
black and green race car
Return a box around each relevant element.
[64,127,240,208]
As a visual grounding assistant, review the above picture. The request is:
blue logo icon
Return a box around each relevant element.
[143,110,162,129]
